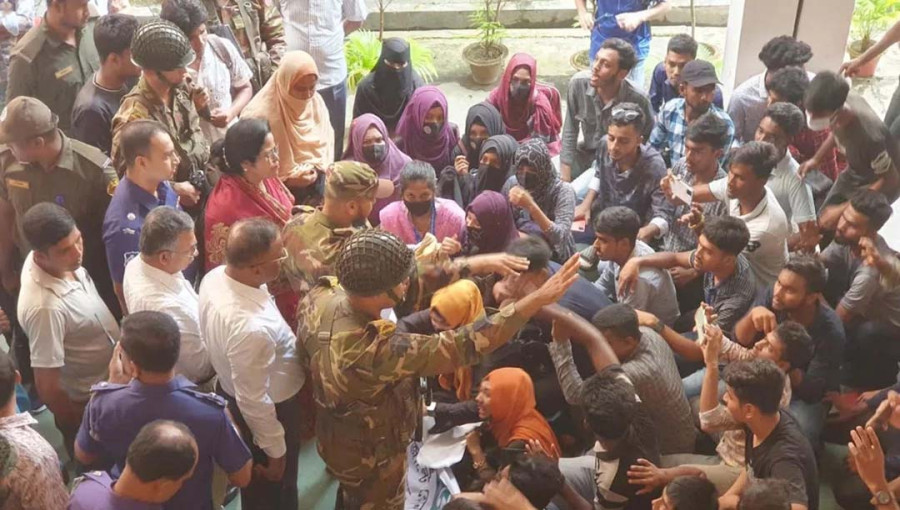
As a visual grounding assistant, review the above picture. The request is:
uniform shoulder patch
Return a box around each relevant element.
[10,25,45,63]
[71,139,114,169]
[180,387,228,408]
[89,381,127,393]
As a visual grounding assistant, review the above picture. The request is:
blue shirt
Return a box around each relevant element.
[549,261,612,322]
[648,98,735,164]
[75,377,252,510]
[68,471,160,510]
[648,61,724,114]
[590,0,665,61]
[102,177,178,284]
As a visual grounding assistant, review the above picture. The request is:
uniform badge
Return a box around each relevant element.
[107,177,119,196]
[54,66,74,80]
[55,194,65,206]
[5,178,28,190]
[126,212,136,221]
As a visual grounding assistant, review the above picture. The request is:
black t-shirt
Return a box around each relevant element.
[70,75,129,155]
[744,410,819,510]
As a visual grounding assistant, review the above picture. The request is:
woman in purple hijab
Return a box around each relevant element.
[395,86,459,172]
[465,190,520,255]
[344,114,410,224]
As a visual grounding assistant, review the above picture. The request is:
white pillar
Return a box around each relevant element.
[794,0,855,74]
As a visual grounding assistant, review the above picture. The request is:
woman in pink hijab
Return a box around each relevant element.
[343,114,410,225]
[394,85,459,173]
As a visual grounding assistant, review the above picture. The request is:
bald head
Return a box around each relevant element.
[127,420,198,483]
[224,218,279,267]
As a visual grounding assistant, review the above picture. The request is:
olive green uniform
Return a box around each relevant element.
[202,0,285,89]
[110,76,209,182]
[302,278,527,509]
[0,132,120,314]
[7,18,99,134]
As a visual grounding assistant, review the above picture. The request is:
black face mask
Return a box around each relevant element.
[363,143,386,163]
[469,138,485,155]
[467,226,483,246]
[423,122,444,139]
[405,199,432,217]
[510,82,530,101]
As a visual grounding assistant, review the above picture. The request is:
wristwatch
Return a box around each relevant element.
[649,319,665,334]
[872,490,894,505]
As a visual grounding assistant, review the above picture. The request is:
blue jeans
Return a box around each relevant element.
[788,398,826,451]
[318,79,347,160]
[626,57,647,92]
[682,365,726,401]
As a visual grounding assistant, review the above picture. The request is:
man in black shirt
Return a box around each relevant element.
[718,359,818,510]
[71,14,141,155]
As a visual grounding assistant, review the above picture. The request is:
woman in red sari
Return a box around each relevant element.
[487,53,563,156]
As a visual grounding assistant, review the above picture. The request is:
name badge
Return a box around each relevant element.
[5,178,29,190]
[232,14,245,30]
[54,65,74,80]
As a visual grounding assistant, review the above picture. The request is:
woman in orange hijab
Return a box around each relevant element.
[430,280,486,401]
[242,51,334,194]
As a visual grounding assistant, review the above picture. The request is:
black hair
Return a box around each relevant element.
[126,420,197,482]
[773,321,813,370]
[399,161,437,193]
[685,112,731,151]
[593,206,640,245]
[667,34,698,58]
[120,119,169,169]
[160,0,208,38]
[214,118,272,176]
[722,359,784,415]
[600,38,637,72]
[441,500,484,510]
[729,141,780,180]
[224,217,279,267]
[783,254,826,294]
[758,36,813,70]
[0,351,16,409]
[609,102,645,134]
[120,311,181,373]
[765,66,809,107]
[22,202,76,252]
[764,102,805,138]
[140,207,195,256]
[581,367,638,440]
[849,189,894,231]
[701,216,750,256]
[738,479,792,510]
[591,304,641,341]
[506,235,552,273]
[666,476,719,510]
[804,71,849,114]
[94,14,140,62]
[507,455,565,508]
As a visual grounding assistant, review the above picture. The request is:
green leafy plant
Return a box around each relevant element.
[344,30,438,91]
[469,0,508,58]
[851,0,900,50]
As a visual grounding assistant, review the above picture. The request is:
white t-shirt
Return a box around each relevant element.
[728,189,790,288]
[193,35,253,143]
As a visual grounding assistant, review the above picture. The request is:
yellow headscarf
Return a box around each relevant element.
[431,280,485,401]
[242,51,334,179]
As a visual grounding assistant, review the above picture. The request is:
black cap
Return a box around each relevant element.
[681,60,719,87]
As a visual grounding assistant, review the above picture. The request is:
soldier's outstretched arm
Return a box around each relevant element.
[361,255,581,381]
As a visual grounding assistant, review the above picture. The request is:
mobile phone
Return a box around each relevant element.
[695,307,708,342]
[671,177,693,206]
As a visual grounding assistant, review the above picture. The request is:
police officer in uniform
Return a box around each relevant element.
[7,0,99,134]
[304,230,581,509]
[0,96,119,318]
[110,19,209,209]
[200,0,285,90]
[74,311,253,509]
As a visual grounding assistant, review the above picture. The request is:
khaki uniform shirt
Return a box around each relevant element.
[7,18,100,134]
[202,0,285,70]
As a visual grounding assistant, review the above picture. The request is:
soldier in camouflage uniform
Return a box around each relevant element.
[110,20,209,205]
[301,229,581,509]
[200,0,285,90]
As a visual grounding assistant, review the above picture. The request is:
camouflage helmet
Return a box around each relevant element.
[131,20,196,71]
[336,229,415,297]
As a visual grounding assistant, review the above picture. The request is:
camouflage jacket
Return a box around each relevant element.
[110,76,209,182]
[201,0,285,76]
[302,277,526,480]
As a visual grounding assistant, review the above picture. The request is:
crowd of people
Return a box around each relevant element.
[3,0,900,509]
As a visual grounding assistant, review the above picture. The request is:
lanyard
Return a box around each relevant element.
[412,202,436,244]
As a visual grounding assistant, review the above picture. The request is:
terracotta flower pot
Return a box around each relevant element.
[463,42,509,85]
[848,39,882,78]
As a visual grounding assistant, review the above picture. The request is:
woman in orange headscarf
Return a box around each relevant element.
[430,280,486,401]
[241,51,334,196]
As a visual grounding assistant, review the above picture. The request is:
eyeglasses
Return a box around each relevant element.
[262,147,279,162]
[611,107,642,123]
[252,247,288,267]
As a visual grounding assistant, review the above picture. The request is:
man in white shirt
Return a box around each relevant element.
[123,206,214,387]
[16,202,119,456]
[199,217,304,510]
[278,0,368,157]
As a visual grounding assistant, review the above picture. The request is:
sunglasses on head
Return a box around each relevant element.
[611,107,642,123]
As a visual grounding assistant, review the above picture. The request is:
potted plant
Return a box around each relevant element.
[344,30,438,91]
[463,0,509,85]
[847,0,900,78]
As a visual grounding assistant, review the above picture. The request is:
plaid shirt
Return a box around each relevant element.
[790,126,846,181]
[690,251,757,333]
[663,159,728,253]
[649,99,735,164]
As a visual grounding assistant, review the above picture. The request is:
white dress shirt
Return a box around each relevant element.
[17,252,119,402]
[278,0,368,88]
[199,265,304,458]
[122,257,214,383]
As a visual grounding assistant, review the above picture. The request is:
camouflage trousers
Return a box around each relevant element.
[333,451,406,510]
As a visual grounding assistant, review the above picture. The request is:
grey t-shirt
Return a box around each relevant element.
[834,94,900,184]
[821,234,900,329]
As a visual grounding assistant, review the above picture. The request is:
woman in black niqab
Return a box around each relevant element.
[351,37,425,134]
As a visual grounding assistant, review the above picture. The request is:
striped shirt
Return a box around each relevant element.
[278,0,368,88]
[648,98,735,164]
[691,251,757,334]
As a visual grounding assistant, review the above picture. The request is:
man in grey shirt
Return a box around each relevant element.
[821,189,900,389]
[561,37,653,187]
[550,303,696,455]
